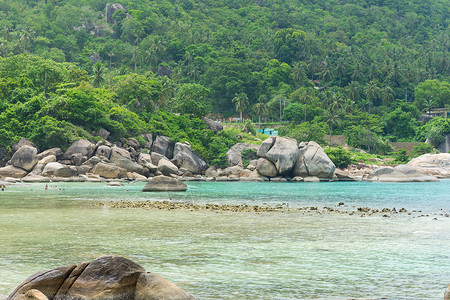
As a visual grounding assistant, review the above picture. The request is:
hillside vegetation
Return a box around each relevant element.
[0,0,449,161]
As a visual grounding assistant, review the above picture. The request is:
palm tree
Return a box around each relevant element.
[299,91,312,122]
[381,86,394,107]
[90,62,107,88]
[335,58,346,87]
[351,62,362,82]
[324,108,342,146]
[364,80,379,114]
[292,61,306,87]
[320,58,333,85]
[232,92,249,122]
[253,95,269,128]
[346,81,360,103]
[423,98,437,114]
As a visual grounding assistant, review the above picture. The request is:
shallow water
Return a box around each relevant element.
[0,181,449,299]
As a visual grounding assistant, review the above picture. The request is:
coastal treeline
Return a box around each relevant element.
[0,0,449,161]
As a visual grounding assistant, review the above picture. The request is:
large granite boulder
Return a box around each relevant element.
[95,145,111,160]
[110,146,132,161]
[12,138,36,153]
[264,137,298,175]
[128,138,140,149]
[8,255,195,300]
[114,158,146,175]
[365,165,438,182]
[203,117,223,133]
[42,162,78,177]
[407,153,450,178]
[333,169,358,181]
[138,153,158,173]
[294,141,336,178]
[157,157,179,176]
[91,162,127,178]
[256,158,277,177]
[62,139,95,161]
[142,175,187,192]
[152,136,174,159]
[31,155,56,175]
[9,145,38,171]
[105,3,127,24]
[172,142,207,174]
[257,137,276,158]
[135,273,195,300]
[0,166,29,178]
[36,148,62,161]
[226,143,259,166]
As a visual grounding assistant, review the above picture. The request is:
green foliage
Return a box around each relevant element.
[392,149,409,163]
[278,121,327,145]
[346,125,394,154]
[384,106,421,141]
[324,147,354,169]
[0,0,449,161]
[243,119,256,135]
[416,117,450,146]
[411,143,436,158]
[171,83,210,118]
[113,73,162,119]
[414,79,450,111]
[241,148,257,168]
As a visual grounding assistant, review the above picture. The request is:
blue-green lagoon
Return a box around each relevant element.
[1,181,449,299]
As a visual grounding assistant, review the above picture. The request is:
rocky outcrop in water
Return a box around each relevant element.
[7,255,195,300]
[142,175,187,191]
[256,138,335,179]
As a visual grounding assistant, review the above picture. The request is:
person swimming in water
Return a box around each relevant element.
[1,184,4,191]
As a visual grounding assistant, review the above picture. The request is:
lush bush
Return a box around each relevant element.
[411,143,437,158]
[346,125,394,155]
[241,148,258,168]
[278,121,327,145]
[243,119,257,135]
[416,117,450,146]
[325,147,354,168]
[392,149,409,163]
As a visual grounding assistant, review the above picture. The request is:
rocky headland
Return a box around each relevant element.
[0,133,448,185]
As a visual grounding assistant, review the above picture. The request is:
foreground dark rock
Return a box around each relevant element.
[142,175,187,191]
[8,255,195,300]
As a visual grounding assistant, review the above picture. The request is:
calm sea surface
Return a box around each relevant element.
[0,181,449,299]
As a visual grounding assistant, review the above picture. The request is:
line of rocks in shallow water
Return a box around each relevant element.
[94,201,450,219]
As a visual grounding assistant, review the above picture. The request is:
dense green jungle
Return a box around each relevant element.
[0,0,449,166]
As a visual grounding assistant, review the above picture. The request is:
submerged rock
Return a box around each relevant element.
[142,175,187,192]
[8,255,195,300]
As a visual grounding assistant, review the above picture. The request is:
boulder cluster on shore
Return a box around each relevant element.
[0,134,448,184]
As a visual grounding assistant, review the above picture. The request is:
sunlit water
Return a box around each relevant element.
[0,181,449,300]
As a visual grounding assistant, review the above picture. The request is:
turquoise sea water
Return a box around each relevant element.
[0,181,449,299]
